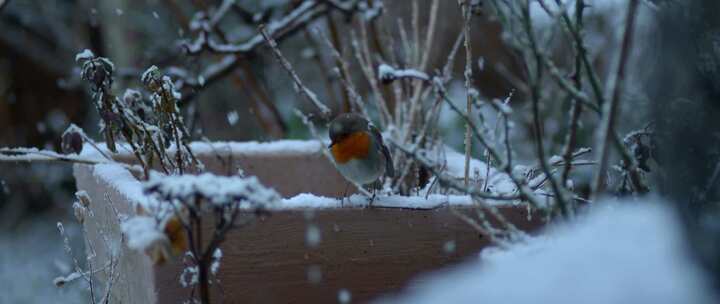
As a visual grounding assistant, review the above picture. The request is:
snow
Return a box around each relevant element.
[89,164,504,210]
[0,147,105,163]
[0,215,88,303]
[549,155,563,164]
[75,49,94,62]
[378,64,430,82]
[305,224,322,248]
[359,0,383,21]
[79,140,326,160]
[120,216,164,252]
[92,163,158,209]
[141,65,159,85]
[210,248,223,275]
[380,199,717,304]
[226,110,239,126]
[338,289,352,304]
[307,265,322,284]
[190,140,324,157]
[180,265,199,287]
[443,147,519,197]
[144,173,282,208]
[280,193,488,210]
[53,271,82,287]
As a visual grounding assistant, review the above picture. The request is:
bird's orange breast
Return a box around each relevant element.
[331,131,371,164]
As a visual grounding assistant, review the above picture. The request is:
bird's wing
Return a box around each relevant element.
[368,125,394,177]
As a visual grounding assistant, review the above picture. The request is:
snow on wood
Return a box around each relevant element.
[144,172,282,208]
[79,140,520,210]
[382,200,716,304]
[92,163,158,209]
[280,193,490,210]
[121,216,165,252]
[87,165,505,211]
[79,140,326,160]
[0,147,106,163]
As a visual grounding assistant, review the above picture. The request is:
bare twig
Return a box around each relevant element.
[520,0,571,217]
[0,148,144,174]
[561,0,586,186]
[177,0,365,101]
[592,0,641,199]
[459,0,474,188]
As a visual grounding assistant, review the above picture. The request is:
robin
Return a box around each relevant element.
[328,113,394,202]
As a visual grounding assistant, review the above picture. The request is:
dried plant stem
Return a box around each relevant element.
[561,0,586,186]
[179,0,364,101]
[520,0,571,216]
[439,90,544,210]
[459,0,474,187]
[592,0,640,199]
[349,26,391,127]
[536,0,644,194]
[404,0,440,137]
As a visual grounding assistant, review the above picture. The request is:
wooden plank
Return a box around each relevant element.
[154,206,542,304]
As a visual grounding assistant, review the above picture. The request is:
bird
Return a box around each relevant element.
[328,113,394,203]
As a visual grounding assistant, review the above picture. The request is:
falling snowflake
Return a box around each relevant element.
[226,111,239,126]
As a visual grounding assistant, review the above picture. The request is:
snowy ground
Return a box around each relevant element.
[0,212,88,303]
[381,199,718,304]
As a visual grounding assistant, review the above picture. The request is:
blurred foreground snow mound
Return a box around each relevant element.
[383,199,717,304]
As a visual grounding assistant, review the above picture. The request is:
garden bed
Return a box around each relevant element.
[74,140,544,303]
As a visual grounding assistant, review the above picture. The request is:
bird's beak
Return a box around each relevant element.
[328,142,335,149]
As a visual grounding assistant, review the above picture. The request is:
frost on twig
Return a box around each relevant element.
[377,64,430,83]
[121,172,280,303]
[54,190,122,303]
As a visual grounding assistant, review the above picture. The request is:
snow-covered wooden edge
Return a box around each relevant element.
[79,140,327,159]
[87,161,496,210]
[78,140,517,210]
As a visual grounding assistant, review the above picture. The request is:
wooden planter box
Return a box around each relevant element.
[74,141,543,303]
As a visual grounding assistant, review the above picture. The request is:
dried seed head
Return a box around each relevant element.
[61,130,83,155]
[72,201,86,224]
[75,190,91,207]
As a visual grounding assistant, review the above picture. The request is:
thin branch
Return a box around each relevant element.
[561,0,586,185]
[459,0,474,188]
[520,0,571,217]
[390,141,521,201]
[0,148,144,174]
[177,0,364,101]
[592,0,641,198]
